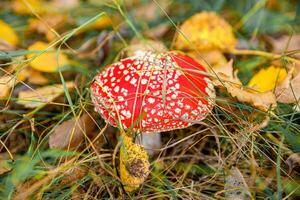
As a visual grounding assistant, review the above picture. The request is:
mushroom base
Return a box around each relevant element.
[119,133,150,192]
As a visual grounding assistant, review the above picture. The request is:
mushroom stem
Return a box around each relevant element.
[135,132,162,157]
[119,132,150,192]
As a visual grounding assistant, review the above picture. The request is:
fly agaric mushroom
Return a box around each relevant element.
[90,51,215,191]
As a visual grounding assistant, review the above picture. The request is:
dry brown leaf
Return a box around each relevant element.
[213,61,276,111]
[76,37,98,58]
[17,81,74,108]
[60,166,87,185]
[286,153,300,174]
[226,82,277,111]
[275,68,300,103]
[52,0,79,9]
[268,35,300,58]
[133,1,170,22]
[212,59,241,85]
[187,50,228,70]
[49,113,96,150]
[224,167,251,200]
[0,75,18,99]
[0,40,15,51]
[145,24,170,39]
[71,189,84,200]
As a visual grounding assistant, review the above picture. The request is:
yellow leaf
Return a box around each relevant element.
[120,134,150,192]
[12,0,45,15]
[89,15,111,29]
[27,41,69,72]
[27,14,67,41]
[174,12,237,51]
[17,81,74,108]
[79,15,112,33]
[0,75,18,99]
[18,68,48,85]
[248,66,287,92]
[0,20,19,46]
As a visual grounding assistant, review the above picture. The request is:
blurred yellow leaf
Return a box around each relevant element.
[248,66,287,92]
[12,0,45,15]
[120,134,150,192]
[18,68,48,85]
[89,15,111,29]
[174,12,237,51]
[17,81,74,108]
[79,15,113,33]
[0,20,19,46]
[27,41,69,72]
[27,14,67,41]
[0,75,18,99]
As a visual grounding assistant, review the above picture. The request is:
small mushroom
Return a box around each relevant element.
[90,51,215,191]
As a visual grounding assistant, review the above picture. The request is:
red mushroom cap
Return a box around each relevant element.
[91,51,215,133]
